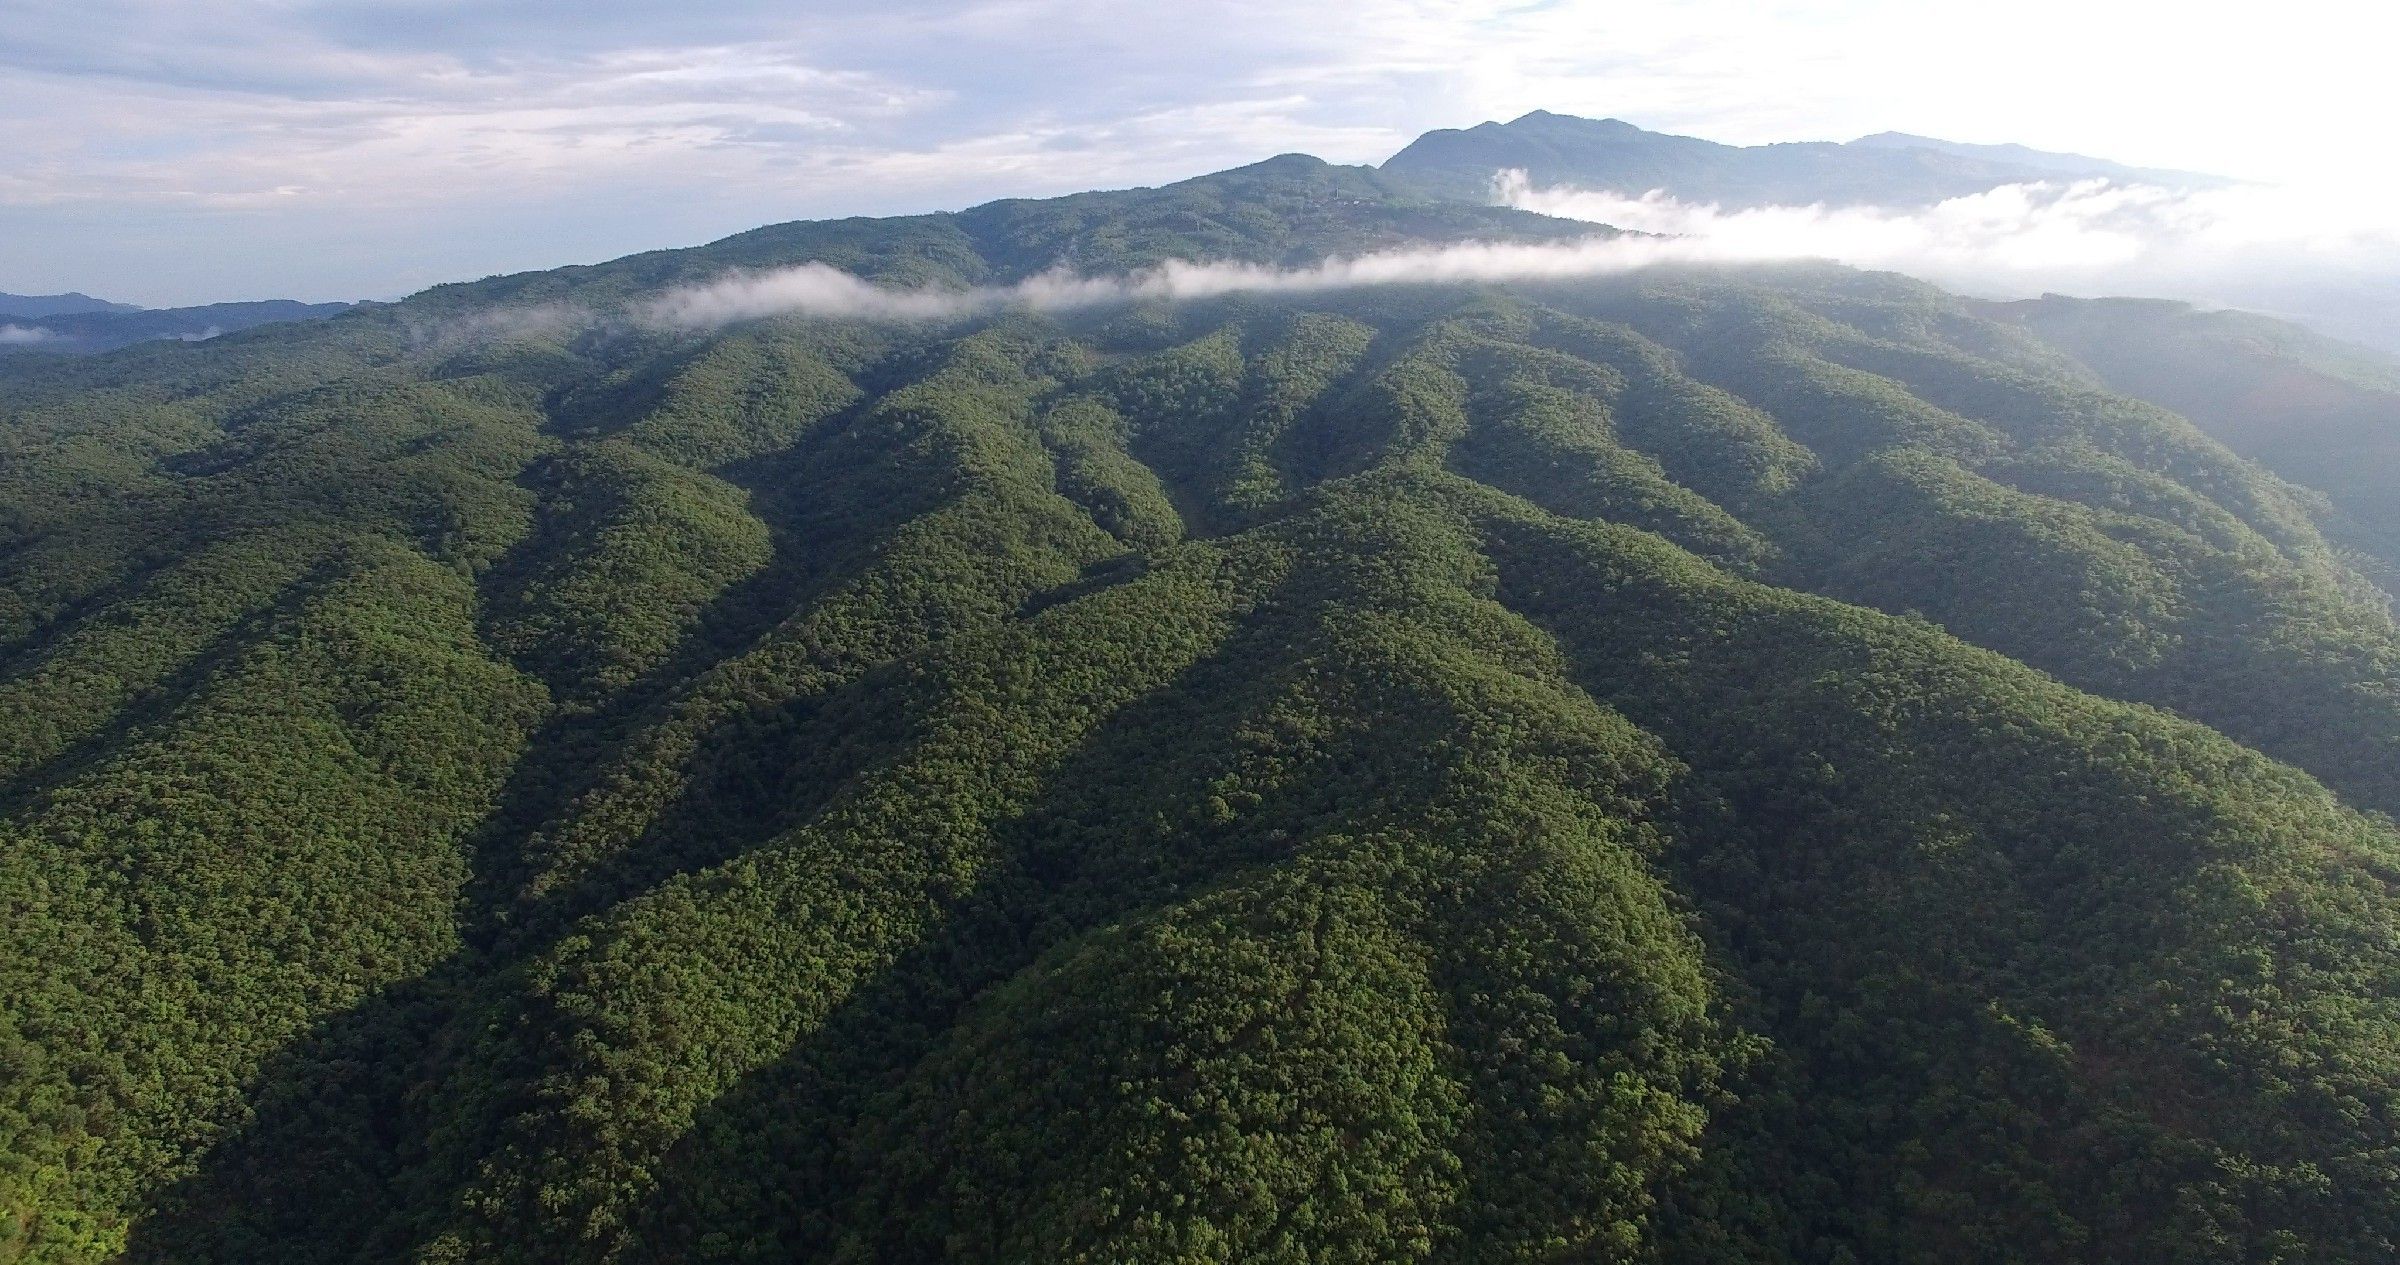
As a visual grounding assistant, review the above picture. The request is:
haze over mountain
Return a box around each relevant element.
[4,131,2400,1264]
[1988,294,2400,588]
[1843,131,2223,185]
[0,294,141,320]
[0,295,354,356]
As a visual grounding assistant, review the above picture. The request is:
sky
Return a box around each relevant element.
[4,0,2395,306]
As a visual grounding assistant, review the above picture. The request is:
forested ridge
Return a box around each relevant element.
[3,155,2399,1263]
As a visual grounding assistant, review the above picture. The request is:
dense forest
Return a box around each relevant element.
[3,154,2399,1263]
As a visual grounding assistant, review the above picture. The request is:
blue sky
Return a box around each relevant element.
[3,0,2391,306]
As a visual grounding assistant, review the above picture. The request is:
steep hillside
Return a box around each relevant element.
[2,161,2398,1264]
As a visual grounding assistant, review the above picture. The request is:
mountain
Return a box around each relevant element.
[0,293,140,319]
[4,153,2400,1264]
[0,299,354,356]
[1382,109,2221,204]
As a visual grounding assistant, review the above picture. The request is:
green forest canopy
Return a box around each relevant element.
[2,155,2399,1264]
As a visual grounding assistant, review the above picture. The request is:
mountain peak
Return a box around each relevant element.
[1247,152,1332,170]
[0,290,143,319]
[1506,109,1640,130]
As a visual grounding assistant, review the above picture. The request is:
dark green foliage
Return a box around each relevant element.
[0,541,544,1259]
[3,164,2400,1265]
[1476,493,2400,1262]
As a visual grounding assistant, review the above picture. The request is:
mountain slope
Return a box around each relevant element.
[1380,110,2217,205]
[1984,294,2400,588]
[2,160,2398,1264]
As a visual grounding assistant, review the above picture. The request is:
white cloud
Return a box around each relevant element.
[1497,169,2400,348]
[0,325,58,344]
[425,162,2400,350]
[474,231,1742,338]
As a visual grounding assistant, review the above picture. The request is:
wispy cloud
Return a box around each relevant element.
[7,0,2396,306]
[453,230,1749,340]
[0,2,1429,303]
[1498,170,2400,272]
[625,175,2400,348]
[0,324,57,345]
[643,236,1747,328]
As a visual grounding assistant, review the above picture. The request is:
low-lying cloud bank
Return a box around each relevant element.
[442,173,2400,353]
[636,236,1717,332]
[445,231,1747,346]
[1495,169,2400,349]
[0,324,57,345]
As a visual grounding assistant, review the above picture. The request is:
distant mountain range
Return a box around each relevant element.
[1380,109,2225,204]
[0,113,2309,362]
[0,292,142,319]
[0,292,353,355]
